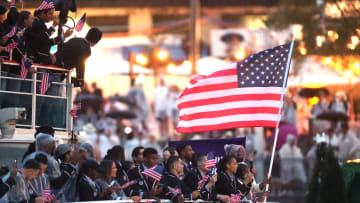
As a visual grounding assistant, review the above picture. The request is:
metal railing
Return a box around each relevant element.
[0,60,73,132]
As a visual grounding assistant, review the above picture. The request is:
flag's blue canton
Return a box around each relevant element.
[237,43,291,88]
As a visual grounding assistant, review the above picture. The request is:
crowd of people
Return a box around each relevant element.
[0,125,272,203]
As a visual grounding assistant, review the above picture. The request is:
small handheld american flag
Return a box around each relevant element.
[205,152,216,169]
[75,13,86,32]
[40,73,55,95]
[5,42,18,52]
[20,56,32,79]
[6,25,17,38]
[141,165,164,182]
[121,180,137,189]
[70,102,82,118]
[37,0,54,10]
[165,186,181,196]
[41,188,55,202]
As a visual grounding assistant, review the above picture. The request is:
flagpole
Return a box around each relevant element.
[264,35,295,202]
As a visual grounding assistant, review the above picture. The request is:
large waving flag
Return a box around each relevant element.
[176,43,293,133]
[75,13,86,32]
[141,165,164,181]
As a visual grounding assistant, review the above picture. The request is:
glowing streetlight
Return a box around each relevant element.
[355,62,359,69]
[327,30,339,42]
[345,70,352,78]
[135,54,148,66]
[299,47,307,55]
[157,50,169,61]
[234,50,245,60]
[326,57,332,64]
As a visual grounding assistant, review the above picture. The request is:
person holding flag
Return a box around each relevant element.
[182,153,221,201]
[127,148,162,198]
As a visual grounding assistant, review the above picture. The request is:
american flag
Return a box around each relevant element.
[75,13,86,32]
[37,0,54,10]
[40,73,54,95]
[176,43,293,133]
[141,165,164,181]
[197,169,215,190]
[6,25,17,38]
[165,186,181,195]
[70,103,82,118]
[41,188,55,202]
[121,180,137,189]
[205,152,216,169]
[5,42,18,52]
[20,56,32,79]
[229,194,243,203]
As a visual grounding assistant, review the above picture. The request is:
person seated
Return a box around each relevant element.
[215,155,240,202]
[76,159,103,201]
[95,160,121,200]
[28,154,50,198]
[8,159,43,203]
[0,161,17,198]
[158,156,187,203]
[127,148,160,198]
[182,153,217,201]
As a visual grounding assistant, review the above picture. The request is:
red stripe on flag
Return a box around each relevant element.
[177,120,277,133]
[178,94,282,109]
[179,107,279,121]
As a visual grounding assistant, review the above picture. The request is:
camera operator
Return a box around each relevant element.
[55,27,102,87]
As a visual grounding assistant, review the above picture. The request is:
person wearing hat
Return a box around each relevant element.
[77,159,112,201]
[22,125,55,161]
[55,144,72,171]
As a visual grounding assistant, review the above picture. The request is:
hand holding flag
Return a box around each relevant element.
[141,165,164,181]
[205,152,216,169]
[4,42,18,52]
[20,56,32,79]
[6,25,17,38]
[41,188,55,202]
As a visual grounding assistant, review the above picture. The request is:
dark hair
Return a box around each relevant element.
[167,156,180,171]
[163,147,177,156]
[34,153,48,165]
[35,125,55,138]
[18,11,31,28]
[217,155,236,173]
[7,7,18,26]
[34,8,53,18]
[80,159,101,174]
[132,146,144,158]
[99,160,114,183]
[341,122,349,130]
[235,162,249,179]
[85,28,102,44]
[23,159,41,170]
[143,148,158,158]
[105,145,124,161]
[191,153,206,168]
[176,142,191,156]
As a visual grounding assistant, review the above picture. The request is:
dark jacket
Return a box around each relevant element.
[115,160,138,197]
[55,37,91,86]
[77,173,101,201]
[127,164,157,194]
[215,171,238,197]
[158,172,191,202]
[27,18,61,65]
[182,168,217,201]
[0,176,16,198]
